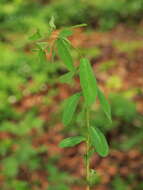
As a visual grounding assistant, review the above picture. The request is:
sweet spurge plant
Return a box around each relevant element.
[30,17,112,190]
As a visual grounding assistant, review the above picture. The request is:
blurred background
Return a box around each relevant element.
[0,0,143,189]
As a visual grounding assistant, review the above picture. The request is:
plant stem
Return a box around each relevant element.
[86,108,90,190]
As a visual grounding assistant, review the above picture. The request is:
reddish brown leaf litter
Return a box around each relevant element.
[32,120,143,189]
[57,143,143,189]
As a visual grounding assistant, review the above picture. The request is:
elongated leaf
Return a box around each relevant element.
[62,92,81,126]
[79,58,97,106]
[59,136,86,148]
[59,71,74,84]
[97,87,112,122]
[56,39,74,71]
[59,29,73,38]
[89,127,109,157]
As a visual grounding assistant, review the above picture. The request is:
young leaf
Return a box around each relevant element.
[97,87,112,122]
[89,127,109,157]
[59,29,73,38]
[49,16,56,30]
[62,92,81,126]
[56,38,74,71]
[29,29,41,41]
[59,71,74,84]
[59,136,86,148]
[79,58,98,106]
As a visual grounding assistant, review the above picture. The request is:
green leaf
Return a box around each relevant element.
[79,58,97,106]
[97,87,112,122]
[56,38,74,71]
[29,29,41,41]
[59,72,74,84]
[49,16,56,30]
[62,92,81,126]
[89,127,109,157]
[59,29,73,38]
[59,136,86,148]
[38,49,46,64]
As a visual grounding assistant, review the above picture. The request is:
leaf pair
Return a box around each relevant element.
[61,58,111,126]
[59,126,109,157]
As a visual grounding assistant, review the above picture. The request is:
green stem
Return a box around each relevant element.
[86,108,90,190]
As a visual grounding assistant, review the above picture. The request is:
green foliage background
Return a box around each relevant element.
[0,0,143,190]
